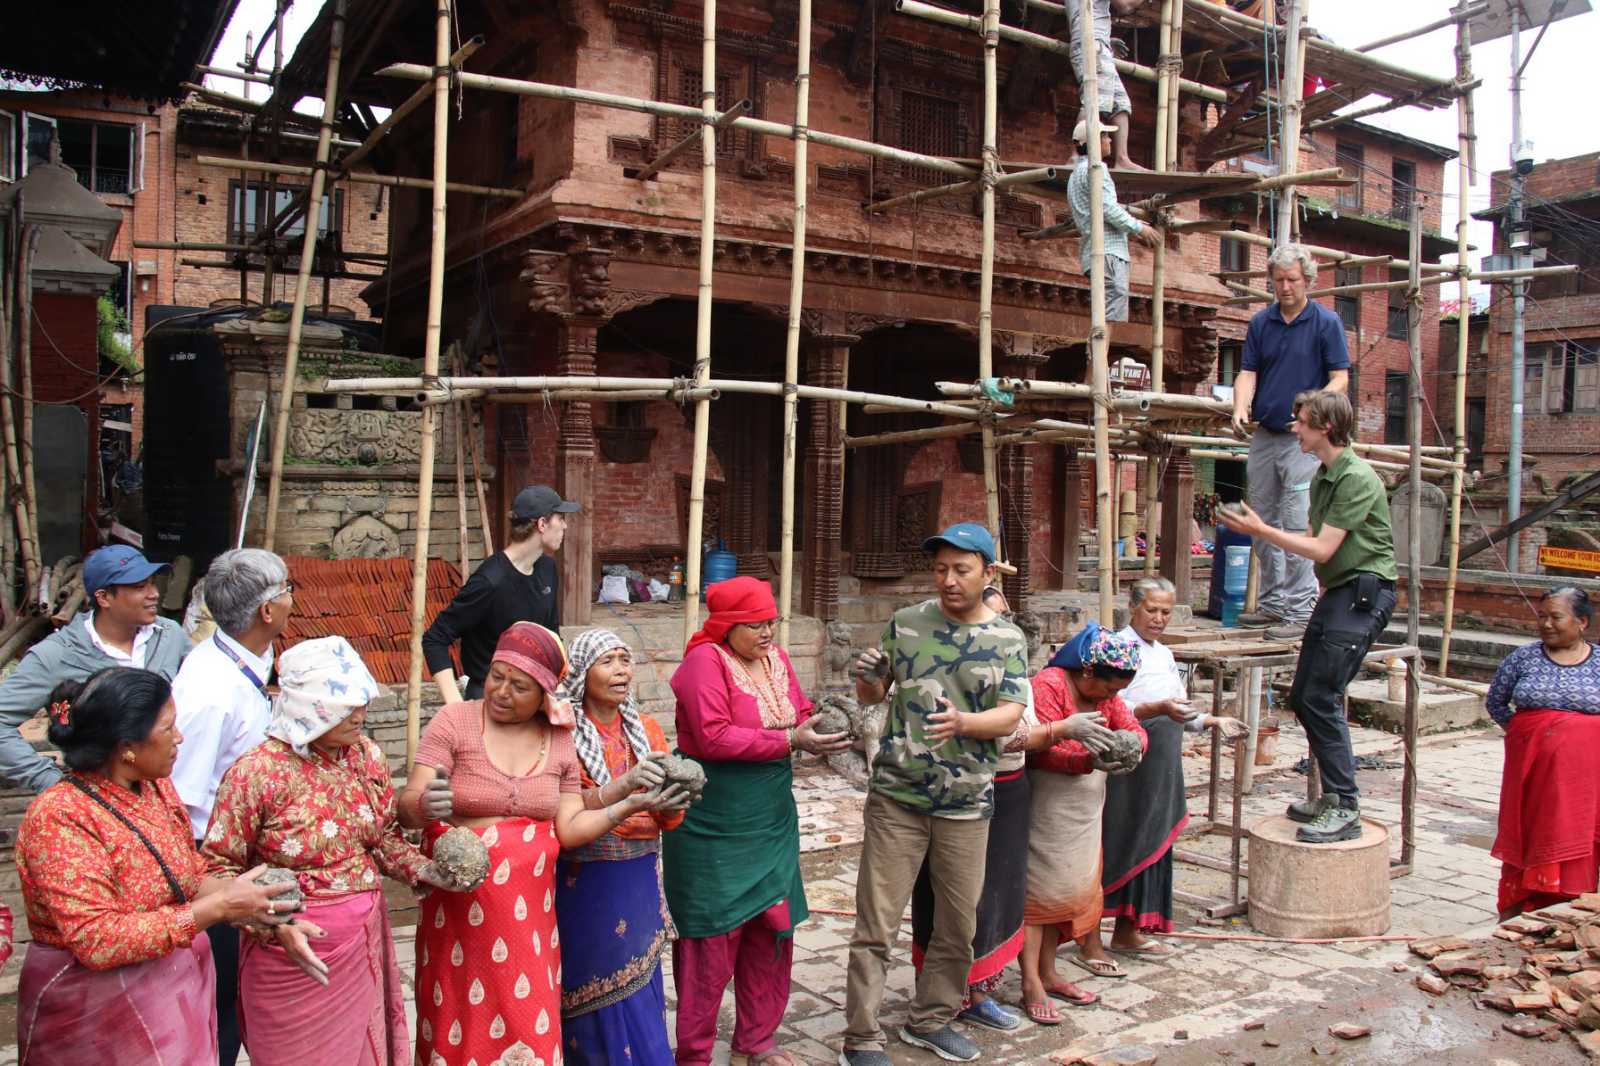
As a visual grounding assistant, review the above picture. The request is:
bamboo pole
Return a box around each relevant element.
[0,227,11,617]
[1166,0,1185,167]
[17,224,41,597]
[636,99,751,183]
[404,0,451,770]
[452,349,472,576]
[777,0,812,652]
[865,166,1058,215]
[1079,0,1116,625]
[0,204,34,607]
[378,64,981,180]
[262,0,346,552]
[1274,0,1304,242]
[1439,3,1474,676]
[978,0,1002,545]
[895,0,1230,102]
[484,388,720,404]
[1144,0,1175,578]
[466,394,495,556]
[195,156,521,198]
[682,0,720,648]
[1356,3,1487,52]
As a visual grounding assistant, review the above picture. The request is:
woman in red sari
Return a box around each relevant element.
[1488,587,1600,918]
[1020,624,1145,1023]
[400,622,671,1066]
[205,637,469,1066]
[18,668,294,1065]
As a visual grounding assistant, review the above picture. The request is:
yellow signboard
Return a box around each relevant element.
[1538,545,1600,574]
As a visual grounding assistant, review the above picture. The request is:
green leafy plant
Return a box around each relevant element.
[97,295,137,374]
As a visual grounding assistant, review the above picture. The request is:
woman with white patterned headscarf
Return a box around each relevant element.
[203,636,471,1066]
[554,628,689,1066]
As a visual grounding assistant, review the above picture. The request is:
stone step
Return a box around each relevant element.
[1345,677,1489,735]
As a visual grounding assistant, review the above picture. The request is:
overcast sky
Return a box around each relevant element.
[206,0,1598,280]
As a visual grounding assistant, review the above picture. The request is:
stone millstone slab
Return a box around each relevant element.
[433,826,491,891]
[257,867,304,909]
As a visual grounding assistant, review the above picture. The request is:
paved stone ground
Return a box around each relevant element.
[0,720,1522,1064]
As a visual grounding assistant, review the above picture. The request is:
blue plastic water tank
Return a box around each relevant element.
[1223,545,1252,597]
[703,542,738,587]
[1207,524,1253,619]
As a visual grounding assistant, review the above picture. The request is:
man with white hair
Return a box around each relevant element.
[1230,243,1350,639]
[171,547,296,1066]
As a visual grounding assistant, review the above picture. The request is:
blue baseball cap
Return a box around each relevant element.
[921,522,997,565]
[83,545,170,596]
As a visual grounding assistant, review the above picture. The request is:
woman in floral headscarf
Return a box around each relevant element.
[554,628,690,1066]
[204,637,469,1066]
[1018,624,1146,1024]
[399,622,672,1066]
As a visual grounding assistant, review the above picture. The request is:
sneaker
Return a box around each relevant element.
[1286,795,1334,823]
[1233,611,1280,628]
[900,1024,981,1062]
[1296,801,1363,844]
[1265,622,1307,641]
[839,1052,893,1066]
[957,998,1021,1031]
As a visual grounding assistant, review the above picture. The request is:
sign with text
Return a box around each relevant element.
[1538,545,1600,575]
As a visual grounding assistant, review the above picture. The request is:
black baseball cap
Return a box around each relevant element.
[512,485,581,521]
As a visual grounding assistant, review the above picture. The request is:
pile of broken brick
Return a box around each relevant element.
[1408,892,1600,1059]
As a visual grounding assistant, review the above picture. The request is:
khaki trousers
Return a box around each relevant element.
[843,791,990,1051]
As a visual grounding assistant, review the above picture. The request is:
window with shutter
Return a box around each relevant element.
[654,49,752,170]
[1524,344,1551,415]
[1384,371,1408,445]
[1568,344,1598,413]
[897,91,963,187]
[1336,142,1364,211]
[1386,268,1408,339]
[1334,264,1360,332]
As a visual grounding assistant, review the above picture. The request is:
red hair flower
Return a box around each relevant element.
[49,700,71,726]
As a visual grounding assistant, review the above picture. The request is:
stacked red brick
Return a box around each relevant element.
[277,557,462,684]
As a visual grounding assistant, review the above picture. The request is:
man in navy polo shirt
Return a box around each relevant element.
[1229,243,1349,638]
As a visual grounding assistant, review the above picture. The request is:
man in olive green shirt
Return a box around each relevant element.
[1220,390,1397,843]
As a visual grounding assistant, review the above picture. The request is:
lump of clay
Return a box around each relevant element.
[432,826,491,890]
[1092,731,1144,775]
[257,866,304,908]
[827,749,871,791]
[655,754,707,802]
[810,705,852,738]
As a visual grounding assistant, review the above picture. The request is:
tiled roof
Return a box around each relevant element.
[277,557,463,685]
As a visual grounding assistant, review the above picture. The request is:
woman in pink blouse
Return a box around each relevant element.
[662,577,849,1066]
[400,622,673,1066]
[205,637,470,1066]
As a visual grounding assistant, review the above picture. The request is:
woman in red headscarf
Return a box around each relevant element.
[662,577,850,1066]
[399,622,674,1066]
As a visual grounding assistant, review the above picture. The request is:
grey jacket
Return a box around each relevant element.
[0,613,189,792]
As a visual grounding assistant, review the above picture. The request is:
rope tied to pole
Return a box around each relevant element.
[976,377,1015,407]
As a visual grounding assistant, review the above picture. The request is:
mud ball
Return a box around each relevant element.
[433,826,491,890]
[257,867,304,908]
[810,706,852,738]
[660,754,708,798]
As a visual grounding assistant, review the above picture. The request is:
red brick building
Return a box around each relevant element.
[1473,151,1600,487]
[265,0,1461,622]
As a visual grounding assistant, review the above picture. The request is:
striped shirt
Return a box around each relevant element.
[1068,157,1143,271]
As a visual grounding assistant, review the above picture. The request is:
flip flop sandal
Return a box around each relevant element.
[1109,940,1177,957]
[1069,955,1128,979]
[1024,1000,1063,1026]
[733,1050,800,1066]
[1044,981,1100,1007]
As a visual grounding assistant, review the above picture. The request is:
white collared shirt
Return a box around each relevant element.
[86,618,157,668]
[171,631,275,839]
[1116,625,1187,709]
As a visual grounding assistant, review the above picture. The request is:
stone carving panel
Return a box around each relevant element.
[331,515,400,559]
[286,410,438,465]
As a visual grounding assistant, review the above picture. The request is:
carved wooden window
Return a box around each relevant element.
[877,74,973,192]
[898,92,963,186]
[656,48,755,167]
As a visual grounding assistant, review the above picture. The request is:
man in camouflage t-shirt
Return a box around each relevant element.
[842,523,1029,1066]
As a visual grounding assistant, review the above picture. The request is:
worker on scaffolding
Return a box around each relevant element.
[1065,0,1148,171]
[1068,119,1160,322]
[1230,243,1350,639]
[1219,390,1396,845]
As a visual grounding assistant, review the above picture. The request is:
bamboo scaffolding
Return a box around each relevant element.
[1440,3,1474,676]
[378,64,981,180]
[1274,0,1305,241]
[262,0,347,552]
[0,203,39,600]
[895,0,1229,103]
[1144,0,1176,577]
[682,0,720,647]
[197,64,277,85]
[635,99,751,183]
[403,0,452,769]
[466,393,495,556]
[777,0,811,652]
[196,156,521,198]
[1402,200,1423,869]
[483,387,720,404]
[451,348,472,576]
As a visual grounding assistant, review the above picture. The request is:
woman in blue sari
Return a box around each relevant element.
[555,628,691,1066]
